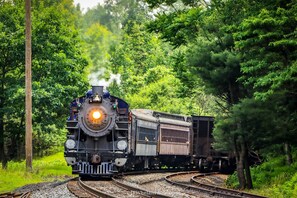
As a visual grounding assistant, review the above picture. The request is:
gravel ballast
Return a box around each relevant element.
[15,180,76,198]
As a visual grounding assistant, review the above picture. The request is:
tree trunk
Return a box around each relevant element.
[284,142,293,165]
[234,136,246,189]
[238,146,246,189]
[17,114,25,160]
[0,107,7,169]
[0,81,7,169]
[244,141,253,189]
[235,135,253,189]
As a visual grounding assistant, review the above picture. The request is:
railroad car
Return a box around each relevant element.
[192,116,235,172]
[127,109,192,170]
[64,86,235,177]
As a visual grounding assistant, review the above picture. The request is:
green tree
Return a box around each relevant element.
[31,0,88,156]
[145,0,297,189]
[145,0,253,188]
[126,65,207,115]
[0,0,88,168]
[83,23,116,71]
[108,14,217,115]
[102,0,152,32]
[0,0,25,168]
[234,1,297,164]
[80,0,155,86]
[109,21,171,96]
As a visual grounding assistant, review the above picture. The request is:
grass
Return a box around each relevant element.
[0,152,73,193]
[226,154,297,197]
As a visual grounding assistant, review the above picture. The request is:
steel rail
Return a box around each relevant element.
[0,191,31,198]
[111,177,171,198]
[191,174,267,198]
[117,168,191,177]
[164,171,266,198]
[164,171,222,196]
[78,177,117,198]
[69,176,171,198]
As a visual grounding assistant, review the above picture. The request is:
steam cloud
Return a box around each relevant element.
[88,68,121,89]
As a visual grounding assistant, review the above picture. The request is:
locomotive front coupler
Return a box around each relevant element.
[91,154,101,164]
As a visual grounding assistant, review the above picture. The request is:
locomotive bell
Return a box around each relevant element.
[92,86,103,96]
[92,86,103,102]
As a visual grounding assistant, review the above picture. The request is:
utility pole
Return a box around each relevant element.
[25,0,32,171]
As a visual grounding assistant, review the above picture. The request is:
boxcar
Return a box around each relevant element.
[192,116,235,171]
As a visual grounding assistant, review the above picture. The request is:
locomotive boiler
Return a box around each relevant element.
[64,86,129,176]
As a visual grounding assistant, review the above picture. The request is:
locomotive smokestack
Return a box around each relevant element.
[92,86,104,96]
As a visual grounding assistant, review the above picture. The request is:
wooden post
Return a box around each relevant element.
[25,0,32,171]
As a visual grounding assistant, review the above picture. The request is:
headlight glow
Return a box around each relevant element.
[92,111,101,119]
[65,139,76,149]
[117,140,127,150]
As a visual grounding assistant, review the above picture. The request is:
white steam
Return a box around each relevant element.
[88,68,121,89]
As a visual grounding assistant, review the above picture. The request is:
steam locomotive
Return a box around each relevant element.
[64,86,235,177]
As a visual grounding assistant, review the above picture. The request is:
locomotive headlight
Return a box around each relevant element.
[92,111,101,119]
[117,140,127,150]
[65,139,76,149]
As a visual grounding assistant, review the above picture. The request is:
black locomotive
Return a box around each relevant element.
[64,86,235,177]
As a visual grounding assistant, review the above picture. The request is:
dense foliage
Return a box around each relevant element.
[0,0,88,168]
[108,21,215,115]
[143,0,297,190]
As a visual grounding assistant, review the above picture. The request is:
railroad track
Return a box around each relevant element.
[67,177,171,198]
[165,172,267,198]
[0,192,31,198]
[120,171,201,197]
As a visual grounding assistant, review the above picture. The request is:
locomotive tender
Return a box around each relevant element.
[64,86,234,177]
